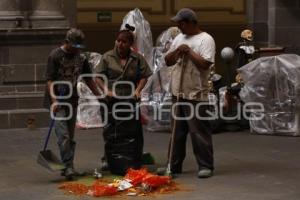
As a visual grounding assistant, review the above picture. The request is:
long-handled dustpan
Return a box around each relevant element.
[37,118,65,171]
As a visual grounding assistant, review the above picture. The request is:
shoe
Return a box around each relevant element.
[171,168,182,174]
[198,168,213,178]
[64,167,75,181]
[156,167,176,178]
[61,168,86,180]
[156,167,167,175]
[156,167,182,176]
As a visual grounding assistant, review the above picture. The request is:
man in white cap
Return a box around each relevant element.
[164,8,216,178]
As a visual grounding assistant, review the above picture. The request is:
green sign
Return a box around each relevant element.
[97,11,112,22]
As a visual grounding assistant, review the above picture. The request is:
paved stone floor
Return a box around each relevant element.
[0,128,300,200]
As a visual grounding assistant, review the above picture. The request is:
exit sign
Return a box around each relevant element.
[97,11,112,22]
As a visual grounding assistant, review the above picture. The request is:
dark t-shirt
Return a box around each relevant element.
[43,47,92,108]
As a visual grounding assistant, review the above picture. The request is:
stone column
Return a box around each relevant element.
[247,0,300,55]
[61,0,77,28]
[246,0,269,47]
[29,0,68,28]
[268,0,300,55]
[0,0,24,28]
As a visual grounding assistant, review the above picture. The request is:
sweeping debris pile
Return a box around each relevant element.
[58,168,181,197]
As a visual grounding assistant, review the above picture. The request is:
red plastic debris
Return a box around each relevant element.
[58,183,89,195]
[124,168,148,186]
[58,168,182,197]
[142,174,171,188]
[91,182,118,197]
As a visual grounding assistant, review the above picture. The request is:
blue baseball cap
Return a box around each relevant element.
[65,28,86,49]
[171,8,198,23]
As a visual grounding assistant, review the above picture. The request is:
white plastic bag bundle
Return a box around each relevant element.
[238,54,300,136]
[140,27,181,132]
[76,52,103,129]
[120,8,153,70]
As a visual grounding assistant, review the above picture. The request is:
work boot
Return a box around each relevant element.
[61,168,86,180]
[156,167,167,176]
[156,167,180,178]
[64,167,75,181]
[198,168,213,178]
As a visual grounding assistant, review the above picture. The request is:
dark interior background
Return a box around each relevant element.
[80,23,247,81]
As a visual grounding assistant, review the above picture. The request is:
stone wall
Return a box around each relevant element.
[247,0,269,47]
[0,0,76,129]
[247,0,300,55]
[269,0,300,54]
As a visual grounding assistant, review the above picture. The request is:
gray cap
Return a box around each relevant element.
[65,28,85,49]
[171,8,198,23]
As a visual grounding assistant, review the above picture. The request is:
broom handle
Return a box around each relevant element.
[43,118,55,151]
[43,87,65,151]
[167,56,187,167]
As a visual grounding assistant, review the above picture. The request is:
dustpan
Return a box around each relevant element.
[37,119,65,171]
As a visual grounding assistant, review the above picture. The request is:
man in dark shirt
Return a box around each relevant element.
[44,28,100,180]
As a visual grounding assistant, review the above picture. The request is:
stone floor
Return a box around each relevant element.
[0,128,299,200]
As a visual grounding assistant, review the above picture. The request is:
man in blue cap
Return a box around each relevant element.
[44,28,100,180]
[164,8,216,178]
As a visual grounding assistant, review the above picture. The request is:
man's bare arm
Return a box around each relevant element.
[85,79,101,97]
[188,49,212,71]
[46,80,59,112]
[165,49,182,66]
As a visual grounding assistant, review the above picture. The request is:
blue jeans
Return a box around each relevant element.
[54,107,77,169]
